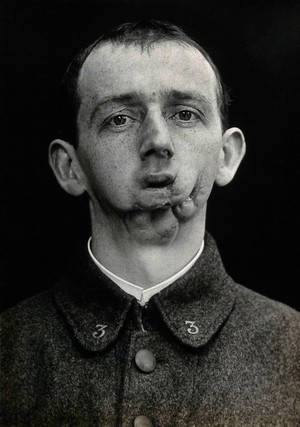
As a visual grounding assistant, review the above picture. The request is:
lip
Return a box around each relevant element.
[142,173,176,189]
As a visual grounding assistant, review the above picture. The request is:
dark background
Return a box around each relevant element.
[1,0,299,311]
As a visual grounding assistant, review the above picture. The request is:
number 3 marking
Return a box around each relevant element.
[185,320,199,335]
[92,324,108,339]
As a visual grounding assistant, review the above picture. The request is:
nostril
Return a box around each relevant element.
[142,148,156,159]
[141,148,173,160]
[161,149,172,159]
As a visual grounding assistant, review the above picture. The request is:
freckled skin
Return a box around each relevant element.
[76,41,223,241]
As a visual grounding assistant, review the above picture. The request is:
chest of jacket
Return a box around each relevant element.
[10,302,298,427]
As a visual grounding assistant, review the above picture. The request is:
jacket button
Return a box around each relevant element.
[135,349,156,373]
[133,415,153,427]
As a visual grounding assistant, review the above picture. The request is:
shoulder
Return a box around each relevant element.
[228,283,300,359]
[0,288,68,400]
[0,289,61,358]
[1,289,57,330]
[233,283,299,328]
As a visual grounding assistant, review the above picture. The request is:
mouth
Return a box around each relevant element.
[134,173,202,214]
[143,173,176,190]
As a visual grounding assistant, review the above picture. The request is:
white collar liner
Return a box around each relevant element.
[88,238,204,305]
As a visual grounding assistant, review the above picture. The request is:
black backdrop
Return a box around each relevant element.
[1,0,299,311]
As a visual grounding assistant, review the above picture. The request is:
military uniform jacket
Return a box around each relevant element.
[1,234,300,426]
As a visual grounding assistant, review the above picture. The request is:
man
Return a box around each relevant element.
[1,21,299,426]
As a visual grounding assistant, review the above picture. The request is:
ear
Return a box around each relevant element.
[48,139,86,196]
[215,127,246,186]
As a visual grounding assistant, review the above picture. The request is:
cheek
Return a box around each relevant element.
[172,138,221,221]
[189,142,221,204]
[84,133,134,167]
[79,138,138,195]
[179,133,220,177]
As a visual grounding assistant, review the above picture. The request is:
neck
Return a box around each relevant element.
[90,202,206,288]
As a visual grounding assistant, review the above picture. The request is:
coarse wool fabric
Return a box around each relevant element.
[1,233,299,426]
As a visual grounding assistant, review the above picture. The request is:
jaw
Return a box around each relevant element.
[123,208,180,244]
[89,172,211,247]
[172,176,207,221]
[122,177,209,245]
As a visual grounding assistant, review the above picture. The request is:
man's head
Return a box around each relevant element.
[49,21,245,239]
[59,21,230,147]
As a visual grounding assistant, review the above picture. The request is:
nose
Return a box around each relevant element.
[139,114,175,160]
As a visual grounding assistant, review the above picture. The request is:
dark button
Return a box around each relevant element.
[135,349,156,373]
[133,415,153,427]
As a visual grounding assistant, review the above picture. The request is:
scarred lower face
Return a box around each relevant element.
[76,41,224,236]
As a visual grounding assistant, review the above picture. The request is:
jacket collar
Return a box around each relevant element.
[54,233,237,352]
[152,233,237,348]
[54,259,135,352]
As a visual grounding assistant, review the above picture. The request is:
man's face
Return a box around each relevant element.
[76,41,224,218]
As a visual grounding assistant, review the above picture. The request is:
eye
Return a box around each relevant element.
[103,114,139,131]
[171,110,199,123]
[111,115,128,126]
[101,111,141,133]
[177,110,193,121]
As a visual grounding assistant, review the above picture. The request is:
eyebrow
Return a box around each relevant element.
[89,89,213,125]
[166,89,213,114]
[167,89,211,104]
[89,93,141,125]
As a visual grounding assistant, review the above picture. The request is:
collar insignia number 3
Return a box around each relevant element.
[92,324,108,339]
[185,320,199,335]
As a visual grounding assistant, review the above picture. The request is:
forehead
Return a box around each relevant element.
[77,41,219,111]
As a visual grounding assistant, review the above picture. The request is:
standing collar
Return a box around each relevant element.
[54,233,237,352]
[87,237,204,305]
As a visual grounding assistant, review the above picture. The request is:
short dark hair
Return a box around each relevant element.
[59,20,230,147]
